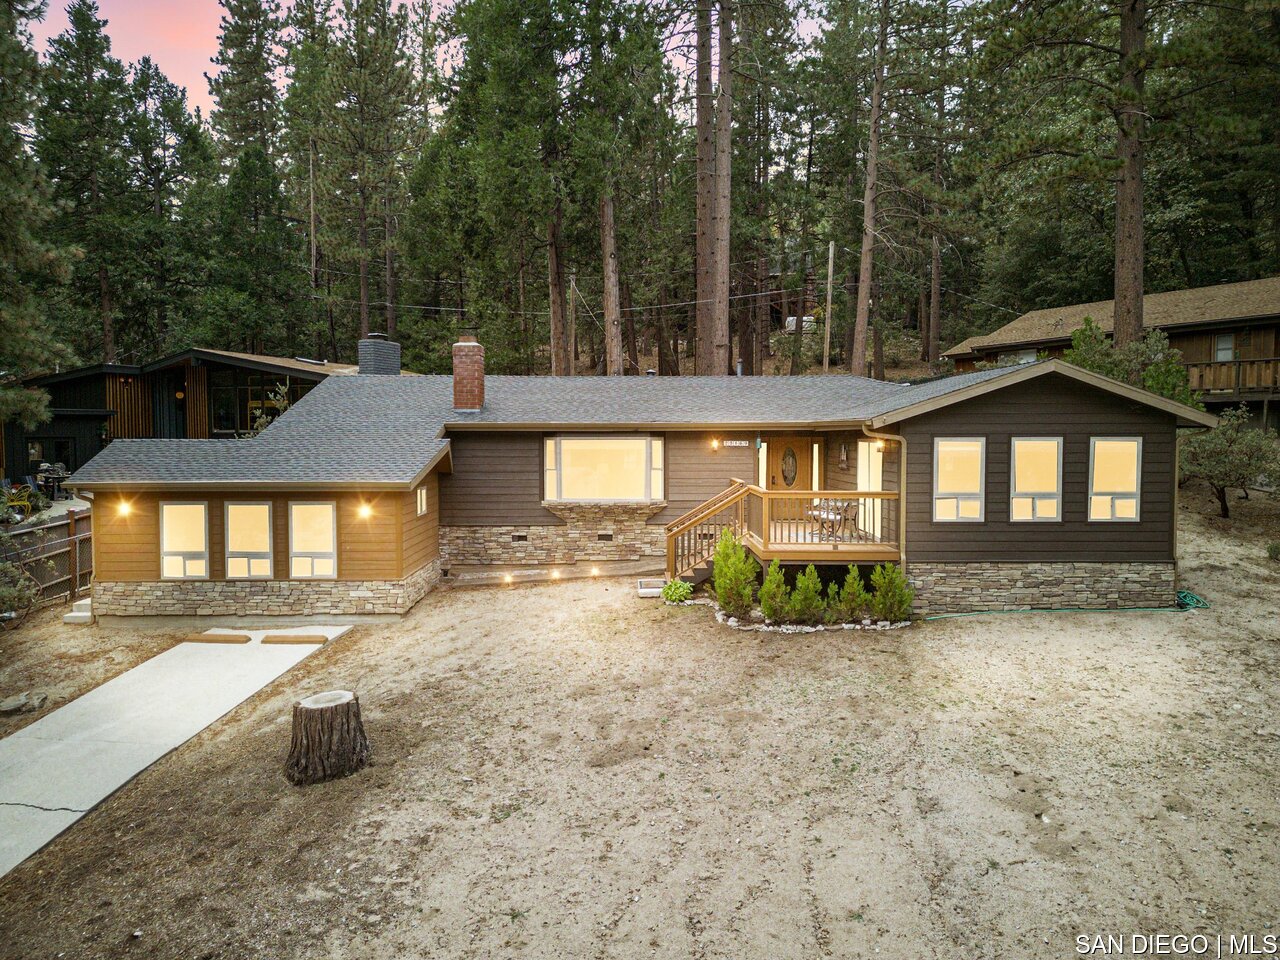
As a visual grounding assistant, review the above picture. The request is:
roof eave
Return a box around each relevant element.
[442,419,871,432]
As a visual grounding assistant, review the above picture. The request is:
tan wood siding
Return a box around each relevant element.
[401,475,440,574]
[439,432,561,525]
[93,489,407,583]
[104,374,152,439]
[650,431,756,524]
[891,373,1177,563]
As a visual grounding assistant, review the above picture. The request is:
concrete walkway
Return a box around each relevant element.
[0,625,349,876]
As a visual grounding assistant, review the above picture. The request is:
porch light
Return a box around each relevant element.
[357,503,373,519]
[875,439,886,451]
[117,500,132,517]
[711,438,720,450]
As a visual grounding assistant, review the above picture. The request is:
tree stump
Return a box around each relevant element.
[284,690,371,786]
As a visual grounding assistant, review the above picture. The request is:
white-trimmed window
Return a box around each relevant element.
[1214,333,1234,362]
[1010,438,1063,521]
[225,502,273,579]
[416,486,429,517]
[544,435,665,502]
[933,438,985,522]
[160,502,208,579]
[1089,438,1142,521]
[289,501,337,578]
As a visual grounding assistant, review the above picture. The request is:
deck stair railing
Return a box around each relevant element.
[664,480,751,580]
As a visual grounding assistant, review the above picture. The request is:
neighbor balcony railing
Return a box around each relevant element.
[1185,358,1280,395]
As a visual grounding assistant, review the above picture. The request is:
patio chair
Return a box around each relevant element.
[3,481,33,520]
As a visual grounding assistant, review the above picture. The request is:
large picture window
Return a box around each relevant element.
[1010,438,1062,521]
[933,438,985,522]
[289,502,337,578]
[160,502,208,579]
[226,502,273,579]
[544,436,664,502]
[1089,438,1142,521]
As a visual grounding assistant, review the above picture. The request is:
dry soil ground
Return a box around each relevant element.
[0,485,1277,960]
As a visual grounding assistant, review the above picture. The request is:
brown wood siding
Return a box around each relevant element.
[104,374,152,439]
[93,489,406,582]
[823,432,860,490]
[185,363,210,439]
[891,373,1177,563]
[402,475,440,574]
[650,431,756,524]
[439,432,561,525]
[1171,325,1278,363]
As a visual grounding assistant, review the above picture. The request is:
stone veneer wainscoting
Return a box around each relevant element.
[94,559,441,617]
[907,561,1176,615]
[440,502,667,567]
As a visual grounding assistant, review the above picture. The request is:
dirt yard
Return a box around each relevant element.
[0,484,1277,960]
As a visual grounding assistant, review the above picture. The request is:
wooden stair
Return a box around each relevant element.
[664,479,751,582]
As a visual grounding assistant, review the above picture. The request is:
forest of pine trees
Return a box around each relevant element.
[3,0,1279,424]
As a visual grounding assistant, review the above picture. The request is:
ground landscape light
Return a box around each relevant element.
[504,574,513,584]
[591,567,600,577]
[551,570,560,579]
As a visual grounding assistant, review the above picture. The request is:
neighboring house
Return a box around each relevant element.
[1,346,386,480]
[944,277,1280,429]
[65,333,1216,617]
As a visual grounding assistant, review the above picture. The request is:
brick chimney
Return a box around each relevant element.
[452,334,485,411]
[357,332,401,375]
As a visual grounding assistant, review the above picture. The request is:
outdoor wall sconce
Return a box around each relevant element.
[117,500,132,517]
[839,443,849,469]
[357,503,373,519]
[711,438,720,450]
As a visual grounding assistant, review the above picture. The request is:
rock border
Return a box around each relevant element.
[666,597,911,633]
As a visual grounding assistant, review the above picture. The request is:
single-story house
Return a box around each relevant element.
[944,277,1279,429]
[65,334,1217,617]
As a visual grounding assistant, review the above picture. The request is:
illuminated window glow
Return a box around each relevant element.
[416,486,429,516]
[544,436,664,502]
[226,502,272,579]
[933,438,985,522]
[1089,438,1141,521]
[1010,438,1062,522]
[160,502,208,579]
[290,502,337,578]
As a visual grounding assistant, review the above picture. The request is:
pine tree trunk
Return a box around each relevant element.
[284,691,370,786]
[873,318,885,380]
[384,194,397,338]
[548,200,571,375]
[694,0,716,374]
[739,258,755,374]
[623,281,638,375]
[852,0,889,377]
[1113,0,1147,349]
[929,233,942,363]
[357,193,370,339]
[711,0,733,375]
[600,189,625,375]
[755,255,769,372]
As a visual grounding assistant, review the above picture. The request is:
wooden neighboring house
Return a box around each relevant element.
[0,346,390,482]
[944,277,1280,430]
[64,334,1216,617]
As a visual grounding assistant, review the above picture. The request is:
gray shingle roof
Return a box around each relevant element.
[62,361,1111,488]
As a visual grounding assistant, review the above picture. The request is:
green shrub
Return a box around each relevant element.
[827,564,872,623]
[1268,542,1280,563]
[661,579,693,603]
[759,560,789,622]
[0,560,39,620]
[870,562,914,622]
[787,564,826,625]
[711,529,758,618]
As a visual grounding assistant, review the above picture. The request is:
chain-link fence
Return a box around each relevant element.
[0,509,92,606]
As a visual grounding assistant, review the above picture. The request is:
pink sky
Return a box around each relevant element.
[30,0,242,117]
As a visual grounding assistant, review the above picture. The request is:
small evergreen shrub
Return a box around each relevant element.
[661,579,693,603]
[869,562,914,622]
[787,564,826,625]
[711,529,758,618]
[1269,542,1280,563]
[827,564,872,623]
[759,560,789,622]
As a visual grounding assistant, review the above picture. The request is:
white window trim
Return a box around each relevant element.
[1009,437,1063,523]
[416,486,429,517]
[932,437,986,522]
[160,501,209,580]
[288,501,338,580]
[1088,437,1143,523]
[543,434,666,503]
[224,501,273,580]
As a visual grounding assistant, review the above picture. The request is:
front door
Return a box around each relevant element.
[765,437,813,491]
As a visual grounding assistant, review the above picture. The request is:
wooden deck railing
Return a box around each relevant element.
[665,481,901,579]
[1185,358,1280,395]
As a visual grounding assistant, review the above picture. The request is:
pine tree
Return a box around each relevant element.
[207,0,282,160]
[35,0,130,362]
[1,0,72,428]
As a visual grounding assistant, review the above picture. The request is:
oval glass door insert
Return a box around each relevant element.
[781,447,798,486]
